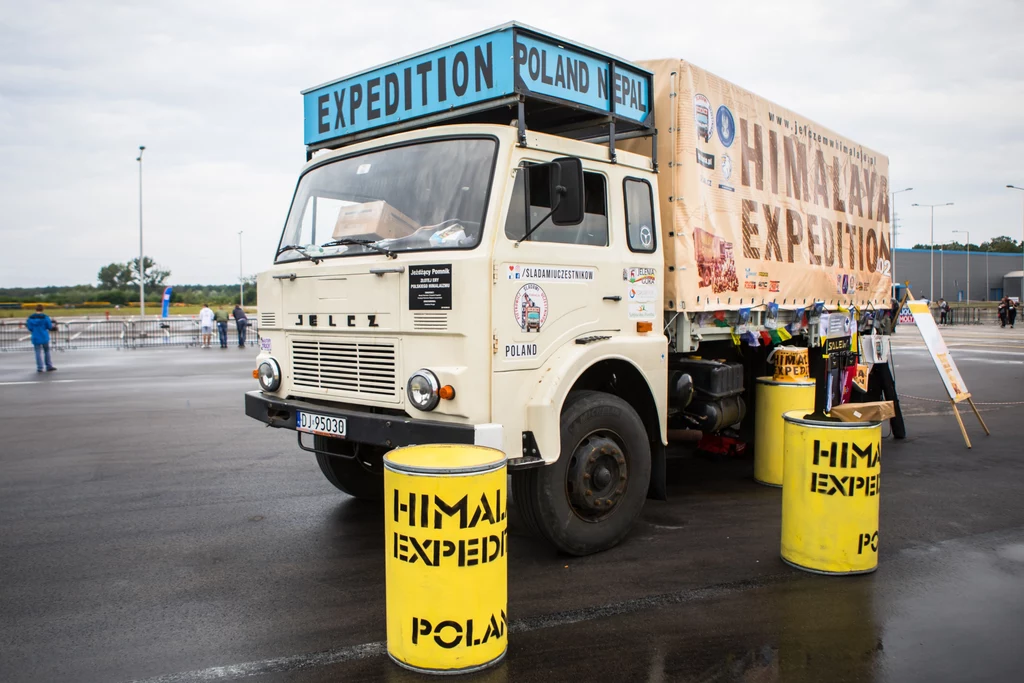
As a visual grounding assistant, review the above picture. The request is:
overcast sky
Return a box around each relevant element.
[1,0,1022,287]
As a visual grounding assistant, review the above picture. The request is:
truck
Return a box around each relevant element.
[246,23,892,555]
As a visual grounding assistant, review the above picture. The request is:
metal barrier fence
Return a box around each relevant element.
[0,317,259,352]
[935,307,992,326]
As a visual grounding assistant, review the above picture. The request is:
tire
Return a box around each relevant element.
[512,390,651,556]
[313,435,384,500]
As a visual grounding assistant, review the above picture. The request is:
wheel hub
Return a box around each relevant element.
[566,435,627,521]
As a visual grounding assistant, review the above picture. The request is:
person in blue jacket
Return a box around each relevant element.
[25,305,57,372]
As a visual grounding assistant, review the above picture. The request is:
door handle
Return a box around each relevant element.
[370,266,405,276]
[603,295,622,301]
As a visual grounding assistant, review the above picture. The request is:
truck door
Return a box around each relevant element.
[493,159,627,372]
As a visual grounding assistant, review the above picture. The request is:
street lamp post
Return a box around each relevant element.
[912,202,954,301]
[238,230,244,307]
[891,187,912,284]
[940,248,945,299]
[953,229,970,303]
[136,145,146,316]
[1007,186,1024,296]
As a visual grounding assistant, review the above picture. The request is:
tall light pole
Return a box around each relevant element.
[891,187,912,285]
[1007,185,1024,297]
[238,230,244,307]
[953,229,970,303]
[137,145,146,316]
[940,247,945,298]
[912,202,954,301]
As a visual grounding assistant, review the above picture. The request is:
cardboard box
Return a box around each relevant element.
[829,401,895,423]
[332,201,418,240]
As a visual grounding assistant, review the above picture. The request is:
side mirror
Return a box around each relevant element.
[549,157,584,226]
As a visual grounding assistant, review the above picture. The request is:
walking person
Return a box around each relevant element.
[214,306,230,348]
[1009,299,1018,329]
[199,303,215,347]
[998,297,1010,328]
[232,304,249,348]
[25,305,57,372]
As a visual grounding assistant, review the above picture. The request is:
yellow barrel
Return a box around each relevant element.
[754,378,815,487]
[384,444,508,674]
[771,346,810,382]
[781,412,882,574]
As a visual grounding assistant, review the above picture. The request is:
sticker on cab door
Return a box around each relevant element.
[513,283,548,333]
[504,342,538,359]
[628,303,657,321]
[260,338,272,352]
[623,267,656,285]
[506,264,595,282]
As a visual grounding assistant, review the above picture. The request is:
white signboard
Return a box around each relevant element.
[909,300,970,403]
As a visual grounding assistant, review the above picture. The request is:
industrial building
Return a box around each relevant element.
[893,248,1024,301]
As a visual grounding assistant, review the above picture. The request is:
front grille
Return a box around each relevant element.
[291,339,398,399]
[260,312,277,327]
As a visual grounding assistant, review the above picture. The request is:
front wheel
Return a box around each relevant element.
[512,390,651,555]
[314,435,385,500]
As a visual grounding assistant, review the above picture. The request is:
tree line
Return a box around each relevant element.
[1,257,255,306]
[910,236,1022,252]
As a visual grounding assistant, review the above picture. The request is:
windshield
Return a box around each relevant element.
[277,137,496,262]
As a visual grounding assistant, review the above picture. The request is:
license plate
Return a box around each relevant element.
[297,411,347,437]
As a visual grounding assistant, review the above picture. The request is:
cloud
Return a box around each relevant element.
[1,0,1022,287]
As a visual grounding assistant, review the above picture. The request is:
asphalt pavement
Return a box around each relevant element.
[1,325,1022,683]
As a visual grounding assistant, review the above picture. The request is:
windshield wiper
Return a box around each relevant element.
[276,244,321,264]
[321,238,397,259]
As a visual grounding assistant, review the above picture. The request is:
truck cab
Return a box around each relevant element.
[247,24,667,555]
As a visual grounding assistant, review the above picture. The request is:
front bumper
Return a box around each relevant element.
[244,391,502,450]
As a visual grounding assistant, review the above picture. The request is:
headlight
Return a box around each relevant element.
[406,369,440,411]
[257,358,281,392]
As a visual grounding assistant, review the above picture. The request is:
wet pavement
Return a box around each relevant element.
[1,326,1022,683]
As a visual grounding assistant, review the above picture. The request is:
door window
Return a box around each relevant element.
[624,178,656,253]
[504,165,608,246]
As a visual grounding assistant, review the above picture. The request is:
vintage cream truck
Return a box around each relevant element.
[246,23,891,555]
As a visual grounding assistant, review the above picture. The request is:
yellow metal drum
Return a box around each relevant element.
[754,378,815,487]
[781,412,882,574]
[384,444,508,674]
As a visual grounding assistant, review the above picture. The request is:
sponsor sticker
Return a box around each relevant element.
[716,105,735,147]
[696,149,715,169]
[744,281,757,290]
[628,302,657,320]
[506,265,596,281]
[718,184,735,192]
[623,267,657,285]
[513,283,548,333]
[504,342,538,359]
[769,280,780,292]
[260,338,272,352]
[758,281,769,290]
[693,94,713,142]
[720,154,733,180]
[627,284,658,303]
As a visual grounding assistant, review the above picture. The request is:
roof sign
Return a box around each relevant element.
[302,23,653,147]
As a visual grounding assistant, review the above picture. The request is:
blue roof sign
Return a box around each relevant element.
[302,23,653,147]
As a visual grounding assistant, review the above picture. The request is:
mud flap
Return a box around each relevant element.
[647,441,666,500]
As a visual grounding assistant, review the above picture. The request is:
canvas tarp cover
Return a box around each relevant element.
[626,60,891,312]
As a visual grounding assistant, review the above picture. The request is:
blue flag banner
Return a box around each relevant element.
[161,287,172,318]
[302,23,653,147]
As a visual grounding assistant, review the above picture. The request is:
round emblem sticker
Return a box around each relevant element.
[716,105,735,147]
[513,283,548,333]
[693,94,713,143]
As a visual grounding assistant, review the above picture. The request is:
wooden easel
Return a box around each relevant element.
[950,396,990,449]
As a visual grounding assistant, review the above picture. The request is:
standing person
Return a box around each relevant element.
[998,297,1009,328]
[937,299,947,324]
[214,306,230,348]
[1010,299,1018,329]
[25,305,57,372]
[232,304,248,348]
[199,303,215,347]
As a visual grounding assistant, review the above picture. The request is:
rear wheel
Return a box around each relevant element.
[512,390,651,555]
[313,435,385,500]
